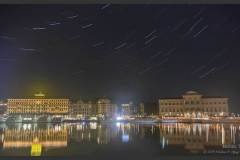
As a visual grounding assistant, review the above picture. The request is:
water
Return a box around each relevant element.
[0,122,239,158]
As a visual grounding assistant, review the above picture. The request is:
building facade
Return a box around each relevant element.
[139,102,145,115]
[121,101,135,116]
[96,98,117,118]
[7,93,69,115]
[121,101,146,116]
[159,91,229,117]
[121,103,131,116]
[70,100,93,117]
[0,100,7,114]
[144,102,158,115]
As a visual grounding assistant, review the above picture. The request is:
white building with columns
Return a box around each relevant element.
[159,91,229,117]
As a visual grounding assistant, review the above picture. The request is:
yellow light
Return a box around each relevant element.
[34,92,45,98]
[31,138,42,156]
[36,101,41,105]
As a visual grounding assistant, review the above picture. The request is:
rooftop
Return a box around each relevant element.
[184,91,201,95]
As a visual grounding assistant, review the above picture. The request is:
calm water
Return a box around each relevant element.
[0,122,240,158]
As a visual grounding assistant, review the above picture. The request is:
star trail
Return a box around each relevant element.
[0,5,239,112]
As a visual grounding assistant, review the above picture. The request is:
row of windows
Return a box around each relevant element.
[160,107,227,112]
[9,102,69,105]
[8,109,68,111]
[8,109,68,112]
[74,108,92,110]
[8,108,69,110]
[9,111,68,113]
[161,101,227,105]
[73,110,92,114]
[72,106,92,109]
[9,111,68,114]
[9,106,68,108]
[161,102,183,105]
[9,108,68,111]
[8,108,68,111]
[9,99,68,101]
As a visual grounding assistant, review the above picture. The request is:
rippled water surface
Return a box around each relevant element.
[0,122,239,158]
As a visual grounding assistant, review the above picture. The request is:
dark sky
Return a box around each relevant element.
[0,5,240,112]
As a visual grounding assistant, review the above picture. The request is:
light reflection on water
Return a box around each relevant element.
[0,122,240,156]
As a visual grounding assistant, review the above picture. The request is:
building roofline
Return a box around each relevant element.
[7,98,70,100]
[159,96,229,100]
[159,97,182,100]
[202,96,229,99]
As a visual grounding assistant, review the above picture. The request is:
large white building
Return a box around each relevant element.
[159,91,229,117]
[7,93,69,115]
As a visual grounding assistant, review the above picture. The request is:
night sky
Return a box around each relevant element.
[0,5,240,112]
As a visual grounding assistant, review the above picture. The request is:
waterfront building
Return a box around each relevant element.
[70,100,93,117]
[159,91,229,117]
[121,102,145,116]
[7,93,69,115]
[121,102,133,116]
[96,98,117,118]
[0,100,7,114]
[121,104,131,116]
[143,102,158,115]
[139,102,145,115]
[126,101,140,115]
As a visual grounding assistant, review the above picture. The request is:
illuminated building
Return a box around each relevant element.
[0,100,7,106]
[96,98,117,118]
[0,100,7,114]
[159,91,229,117]
[70,100,93,117]
[7,93,69,115]
[121,103,131,116]
[69,98,117,118]
[129,101,138,114]
[139,102,145,115]
[121,102,145,116]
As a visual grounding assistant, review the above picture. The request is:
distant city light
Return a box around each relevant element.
[116,116,123,121]
[23,118,32,121]
[116,122,121,127]
[89,117,97,121]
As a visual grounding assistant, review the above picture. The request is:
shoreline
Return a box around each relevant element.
[1,119,240,124]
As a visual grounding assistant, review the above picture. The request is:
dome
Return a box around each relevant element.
[185,91,200,95]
